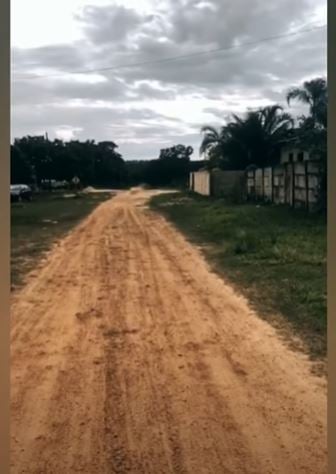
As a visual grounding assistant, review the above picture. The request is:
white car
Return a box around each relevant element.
[10,184,32,202]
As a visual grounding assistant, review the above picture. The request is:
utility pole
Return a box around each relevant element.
[44,132,52,190]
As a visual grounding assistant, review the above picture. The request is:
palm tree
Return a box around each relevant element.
[200,105,293,169]
[259,105,294,137]
[200,126,223,156]
[199,125,230,168]
[286,77,327,128]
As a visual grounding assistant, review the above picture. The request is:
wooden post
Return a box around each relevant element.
[261,167,265,201]
[210,169,216,197]
[284,164,288,205]
[252,168,257,201]
[271,166,274,203]
[292,163,295,208]
[305,161,309,212]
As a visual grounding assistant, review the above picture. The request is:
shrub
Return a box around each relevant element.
[233,229,258,254]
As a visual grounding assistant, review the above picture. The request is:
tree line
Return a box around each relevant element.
[130,144,194,187]
[11,136,196,189]
[11,138,127,188]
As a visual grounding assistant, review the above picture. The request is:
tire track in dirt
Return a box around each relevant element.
[11,188,327,473]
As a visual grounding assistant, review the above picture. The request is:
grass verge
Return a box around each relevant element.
[151,192,326,363]
[11,191,112,289]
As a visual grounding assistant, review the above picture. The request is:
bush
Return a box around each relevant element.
[233,229,258,254]
[269,231,278,246]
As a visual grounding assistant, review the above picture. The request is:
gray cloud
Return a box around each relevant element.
[11,0,327,159]
[77,5,143,44]
[11,76,127,106]
[12,43,87,72]
[11,101,192,159]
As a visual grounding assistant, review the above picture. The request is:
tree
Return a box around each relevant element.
[200,126,231,168]
[286,77,327,129]
[200,105,293,170]
[125,160,151,186]
[159,144,193,160]
[95,141,126,187]
[146,144,194,187]
[10,145,32,184]
[11,135,126,188]
[13,135,53,185]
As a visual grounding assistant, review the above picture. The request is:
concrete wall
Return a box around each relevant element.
[273,165,286,204]
[247,160,321,211]
[280,147,310,164]
[247,170,255,196]
[190,169,245,199]
[263,167,273,201]
[191,162,322,211]
[255,168,263,198]
[211,169,245,197]
[293,161,320,208]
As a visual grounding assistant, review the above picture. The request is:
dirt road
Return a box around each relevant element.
[11,189,327,474]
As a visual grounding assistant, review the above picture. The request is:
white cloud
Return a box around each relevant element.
[55,126,83,141]
[11,0,327,159]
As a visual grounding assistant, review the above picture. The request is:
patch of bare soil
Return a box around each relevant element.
[11,189,327,473]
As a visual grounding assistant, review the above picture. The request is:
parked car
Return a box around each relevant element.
[10,184,32,202]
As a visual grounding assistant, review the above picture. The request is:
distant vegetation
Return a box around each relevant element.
[11,138,198,189]
[11,138,127,188]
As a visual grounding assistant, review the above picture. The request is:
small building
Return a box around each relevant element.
[279,130,321,165]
[280,146,310,164]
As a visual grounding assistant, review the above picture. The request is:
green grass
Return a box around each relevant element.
[11,191,112,289]
[151,192,326,361]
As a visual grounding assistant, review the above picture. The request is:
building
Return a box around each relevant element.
[279,129,321,165]
[280,145,310,164]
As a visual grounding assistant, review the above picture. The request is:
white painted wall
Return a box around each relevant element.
[190,170,210,196]
[280,148,310,164]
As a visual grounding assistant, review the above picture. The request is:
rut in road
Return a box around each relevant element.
[11,189,327,474]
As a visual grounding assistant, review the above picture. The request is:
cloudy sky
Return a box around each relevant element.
[11,0,327,160]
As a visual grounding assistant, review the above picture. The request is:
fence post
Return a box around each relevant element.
[284,164,288,205]
[254,168,257,201]
[305,161,309,212]
[261,167,265,201]
[292,162,295,208]
[271,166,274,203]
